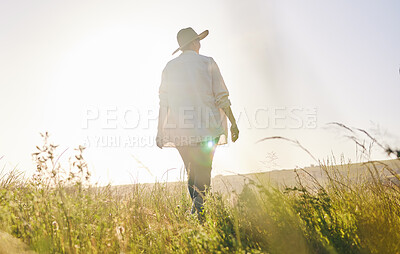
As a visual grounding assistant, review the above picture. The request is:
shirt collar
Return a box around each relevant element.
[181,50,198,55]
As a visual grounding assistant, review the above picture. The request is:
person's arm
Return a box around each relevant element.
[156,106,168,148]
[157,106,168,133]
[210,58,239,142]
[222,106,239,142]
[156,68,168,148]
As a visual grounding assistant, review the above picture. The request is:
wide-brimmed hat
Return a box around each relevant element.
[172,27,209,55]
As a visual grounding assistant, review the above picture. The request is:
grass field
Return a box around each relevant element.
[1,133,400,253]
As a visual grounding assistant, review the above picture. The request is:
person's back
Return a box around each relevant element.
[160,50,229,146]
[157,27,239,219]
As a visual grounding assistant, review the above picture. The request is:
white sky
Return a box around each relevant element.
[1,0,399,185]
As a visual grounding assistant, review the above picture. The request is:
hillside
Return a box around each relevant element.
[212,159,400,194]
[111,159,400,195]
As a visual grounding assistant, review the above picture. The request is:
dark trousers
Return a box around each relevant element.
[176,137,219,213]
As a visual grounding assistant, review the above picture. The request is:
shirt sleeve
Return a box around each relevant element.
[159,67,168,107]
[211,58,231,108]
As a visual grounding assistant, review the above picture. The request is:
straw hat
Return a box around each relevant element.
[172,27,209,55]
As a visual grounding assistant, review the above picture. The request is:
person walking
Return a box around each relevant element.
[156,27,239,217]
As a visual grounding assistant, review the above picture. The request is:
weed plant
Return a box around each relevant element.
[0,132,399,253]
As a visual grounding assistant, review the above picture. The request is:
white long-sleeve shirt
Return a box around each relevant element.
[158,50,231,147]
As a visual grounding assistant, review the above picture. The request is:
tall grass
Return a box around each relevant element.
[0,132,399,253]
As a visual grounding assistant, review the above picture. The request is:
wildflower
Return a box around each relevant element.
[116,226,125,241]
[52,220,59,231]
